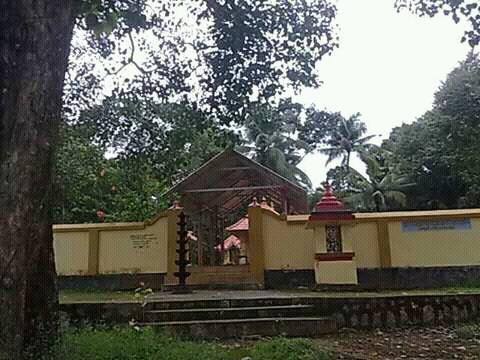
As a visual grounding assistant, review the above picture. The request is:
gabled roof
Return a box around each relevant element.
[165,148,305,194]
[226,217,249,232]
[163,148,308,214]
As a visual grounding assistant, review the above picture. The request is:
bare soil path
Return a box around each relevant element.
[318,326,480,360]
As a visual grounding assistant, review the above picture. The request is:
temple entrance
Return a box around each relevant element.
[163,149,308,287]
[186,205,248,267]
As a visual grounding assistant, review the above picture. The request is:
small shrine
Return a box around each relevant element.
[224,216,249,265]
[215,234,242,265]
[215,197,280,265]
[307,184,358,286]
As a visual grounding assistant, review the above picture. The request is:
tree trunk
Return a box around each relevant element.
[374,196,382,212]
[0,1,75,358]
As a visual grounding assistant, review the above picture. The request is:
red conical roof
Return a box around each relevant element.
[309,184,354,221]
[313,184,346,212]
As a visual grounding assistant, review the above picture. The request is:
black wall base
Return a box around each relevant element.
[265,266,480,290]
[357,266,480,290]
[59,266,480,291]
[58,273,165,291]
[264,270,316,289]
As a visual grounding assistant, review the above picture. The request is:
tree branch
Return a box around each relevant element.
[105,31,148,76]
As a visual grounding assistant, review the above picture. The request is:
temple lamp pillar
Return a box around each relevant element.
[306,184,358,286]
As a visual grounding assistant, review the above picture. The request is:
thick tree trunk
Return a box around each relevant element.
[0,1,75,358]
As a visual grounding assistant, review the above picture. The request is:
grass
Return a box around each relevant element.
[59,289,136,302]
[455,323,480,339]
[52,327,332,360]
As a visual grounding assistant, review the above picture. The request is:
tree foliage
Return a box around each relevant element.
[77,94,237,181]
[327,147,414,211]
[67,0,339,124]
[395,0,480,46]
[301,111,375,167]
[57,0,341,222]
[56,99,237,223]
[55,125,169,223]
[383,52,480,209]
[240,99,313,189]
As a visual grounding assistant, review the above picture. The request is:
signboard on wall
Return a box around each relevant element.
[130,233,157,249]
[401,218,472,232]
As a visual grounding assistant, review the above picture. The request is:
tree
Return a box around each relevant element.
[0,2,338,356]
[54,124,168,224]
[55,124,114,224]
[0,2,76,358]
[384,53,480,209]
[323,113,375,167]
[66,0,339,124]
[341,149,414,212]
[55,100,236,224]
[301,111,375,168]
[383,111,466,209]
[433,52,480,206]
[241,99,313,189]
[395,0,480,46]
[77,96,238,183]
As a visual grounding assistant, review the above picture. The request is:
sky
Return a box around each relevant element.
[296,0,471,188]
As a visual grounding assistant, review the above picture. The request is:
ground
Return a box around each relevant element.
[58,289,480,359]
[58,323,480,360]
[320,326,480,359]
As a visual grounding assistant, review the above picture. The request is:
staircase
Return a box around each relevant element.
[138,298,336,339]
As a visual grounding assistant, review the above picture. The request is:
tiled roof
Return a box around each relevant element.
[226,217,249,231]
[215,235,241,252]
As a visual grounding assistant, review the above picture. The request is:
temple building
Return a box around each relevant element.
[163,148,308,266]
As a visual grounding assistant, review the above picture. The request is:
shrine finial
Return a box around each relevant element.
[249,197,260,207]
[323,182,333,196]
[169,200,183,210]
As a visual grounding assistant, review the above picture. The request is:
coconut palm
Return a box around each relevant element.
[344,149,415,212]
[321,113,376,167]
[238,100,313,190]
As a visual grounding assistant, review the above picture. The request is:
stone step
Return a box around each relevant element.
[161,282,261,291]
[143,304,314,322]
[147,297,312,310]
[140,317,337,339]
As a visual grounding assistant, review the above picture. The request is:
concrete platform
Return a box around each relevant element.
[144,304,314,322]
[145,317,337,339]
[147,288,480,302]
[60,289,480,333]
[138,293,334,338]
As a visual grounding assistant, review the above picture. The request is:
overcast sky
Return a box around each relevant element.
[296,0,471,188]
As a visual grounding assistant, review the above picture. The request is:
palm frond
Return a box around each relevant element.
[360,153,383,181]
[344,192,372,210]
[235,144,254,154]
[355,134,376,145]
[385,190,407,205]
[292,167,313,190]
